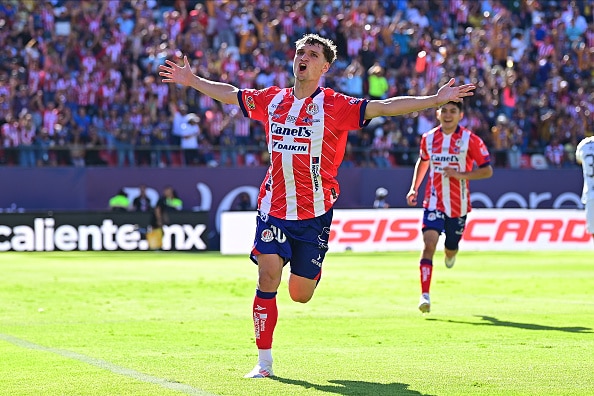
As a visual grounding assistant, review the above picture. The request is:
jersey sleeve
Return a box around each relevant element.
[468,133,491,167]
[332,92,370,130]
[237,87,278,122]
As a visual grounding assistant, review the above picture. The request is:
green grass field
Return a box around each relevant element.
[0,251,592,396]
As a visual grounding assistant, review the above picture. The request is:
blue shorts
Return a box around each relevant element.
[422,209,467,250]
[250,209,333,281]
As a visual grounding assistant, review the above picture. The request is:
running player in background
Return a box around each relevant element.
[406,101,492,314]
[575,136,594,242]
[159,33,475,378]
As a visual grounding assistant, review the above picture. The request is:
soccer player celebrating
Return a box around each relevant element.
[575,136,594,242]
[159,34,475,378]
[406,101,493,314]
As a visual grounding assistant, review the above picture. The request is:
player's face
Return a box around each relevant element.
[293,43,329,82]
[437,104,463,132]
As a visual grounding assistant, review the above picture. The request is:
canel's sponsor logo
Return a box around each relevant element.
[431,154,460,162]
[0,218,206,252]
[270,123,312,137]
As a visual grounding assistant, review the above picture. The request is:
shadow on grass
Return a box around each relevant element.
[272,377,433,396]
[426,315,593,333]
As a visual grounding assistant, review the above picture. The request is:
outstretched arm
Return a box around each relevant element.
[406,158,429,207]
[365,78,475,119]
[159,55,240,105]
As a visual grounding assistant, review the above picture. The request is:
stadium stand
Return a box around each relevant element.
[0,0,592,168]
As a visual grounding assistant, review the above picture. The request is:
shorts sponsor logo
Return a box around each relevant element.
[310,254,322,267]
[317,226,330,249]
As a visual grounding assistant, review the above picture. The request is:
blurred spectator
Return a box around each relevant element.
[178,112,201,166]
[109,188,130,212]
[133,184,152,213]
[544,136,565,168]
[233,192,254,211]
[373,187,390,209]
[84,125,107,166]
[114,113,137,167]
[0,0,591,170]
[152,186,183,229]
[152,111,173,167]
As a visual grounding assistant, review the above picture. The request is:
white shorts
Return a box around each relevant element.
[585,199,594,234]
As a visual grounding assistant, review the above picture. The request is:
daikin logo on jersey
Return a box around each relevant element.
[272,140,308,152]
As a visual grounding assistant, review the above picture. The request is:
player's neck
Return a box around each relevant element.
[292,81,320,100]
[441,125,458,135]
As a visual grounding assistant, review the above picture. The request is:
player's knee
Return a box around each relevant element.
[444,237,462,251]
[289,290,313,303]
[288,279,316,303]
[257,269,281,291]
[422,245,436,255]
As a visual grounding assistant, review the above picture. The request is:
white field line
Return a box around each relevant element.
[0,333,218,396]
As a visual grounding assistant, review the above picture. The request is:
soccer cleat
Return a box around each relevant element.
[244,364,274,378]
[418,293,431,313]
[445,255,456,269]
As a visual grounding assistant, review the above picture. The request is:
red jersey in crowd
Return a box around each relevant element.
[238,86,369,220]
[419,125,491,217]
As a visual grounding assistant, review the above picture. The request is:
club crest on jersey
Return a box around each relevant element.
[306,103,319,115]
[246,96,256,110]
[260,229,274,242]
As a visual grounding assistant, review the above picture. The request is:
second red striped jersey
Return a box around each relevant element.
[238,86,369,220]
[419,125,491,217]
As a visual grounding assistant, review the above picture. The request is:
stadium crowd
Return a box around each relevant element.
[0,0,592,168]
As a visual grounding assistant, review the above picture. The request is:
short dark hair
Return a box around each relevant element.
[440,101,463,111]
[295,34,337,64]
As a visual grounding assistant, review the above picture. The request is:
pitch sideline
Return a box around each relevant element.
[0,333,218,396]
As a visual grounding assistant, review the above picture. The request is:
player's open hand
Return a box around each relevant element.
[159,55,194,86]
[436,78,475,106]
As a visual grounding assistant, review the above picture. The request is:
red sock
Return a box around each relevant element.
[420,259,433,294]
[252,293,278,350]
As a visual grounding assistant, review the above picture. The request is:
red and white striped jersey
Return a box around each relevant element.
[419,125,491,217]
[238,86,369,220]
